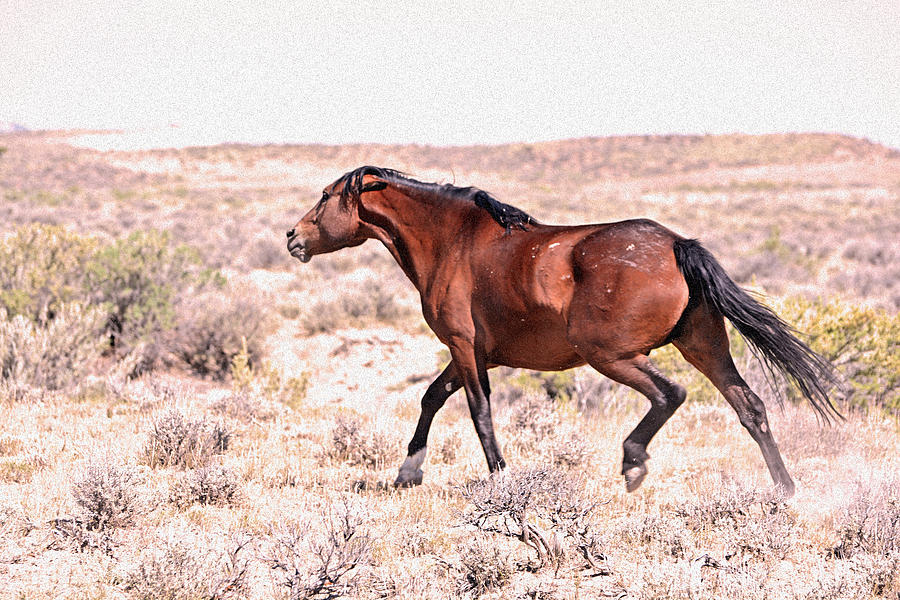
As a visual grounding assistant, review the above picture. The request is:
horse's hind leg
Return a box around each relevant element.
[673,306,796,497]
[583,352,686,492]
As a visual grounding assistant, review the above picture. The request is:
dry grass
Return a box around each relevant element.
[0,131,898,598]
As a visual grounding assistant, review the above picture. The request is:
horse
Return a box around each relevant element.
[286,166,840,497]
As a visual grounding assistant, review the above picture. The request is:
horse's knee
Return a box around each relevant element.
[667,382,687,410]
[641,361,686,412]
[647,382,685,415]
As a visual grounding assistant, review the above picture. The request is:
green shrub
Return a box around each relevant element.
[775,296,900,412]
[85,229,217,353]
[0,224,97,323]
[224,345,308,413]
[0,224,228,376]
[493,369,578,406]
[651,294,899,413]
[0,456,46,483]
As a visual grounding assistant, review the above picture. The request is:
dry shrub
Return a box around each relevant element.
[631,558,771,600]
[143,409,231,469]
[262,460,302,489]
[0,302,105,390]
[436,431,460,464]
[455,534,514,596]
[459,466,606,573]
[0,437,23,456]
[0,506,36,544]
[49,459,141,554]
[0,454,47,483]
[832,478,900,559]
[500,388,562,463]
[547,429,591,468]
[72,460,141,530]
[325,414,400,469]
[210,390,277,423]
[173,288,273,379]
[299,278,414,334]
[571,369,621,414]
[242,232,295,270]
[507,392,561,438]
[50,517,115,555]
[266,500,373,600]
[773,409,854,459]
[169,465,242,508]
[674,478,795,560]
[804,556,899,599]
[124,536,250,600]
[614,513,690,559]
[501,389,592,468]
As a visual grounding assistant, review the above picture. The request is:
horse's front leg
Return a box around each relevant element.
[449,340,506,472]
[394,362,462,487]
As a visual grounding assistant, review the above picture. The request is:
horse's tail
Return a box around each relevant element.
[673,238,841,422]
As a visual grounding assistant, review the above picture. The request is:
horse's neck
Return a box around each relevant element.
[363,188,472,291]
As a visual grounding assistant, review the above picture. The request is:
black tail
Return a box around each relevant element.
[673,238,841,422]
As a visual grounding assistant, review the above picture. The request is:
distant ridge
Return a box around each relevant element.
[0,121,28,133]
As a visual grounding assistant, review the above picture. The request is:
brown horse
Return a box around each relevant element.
[286,166,839,497]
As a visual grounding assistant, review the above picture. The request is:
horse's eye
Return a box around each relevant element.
[312,192,329,224]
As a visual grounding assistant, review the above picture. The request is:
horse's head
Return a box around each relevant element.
[286,167,388,263]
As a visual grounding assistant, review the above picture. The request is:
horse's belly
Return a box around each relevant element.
[483,316,585,371]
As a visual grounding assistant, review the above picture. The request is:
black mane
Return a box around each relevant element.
[337,165,537,232]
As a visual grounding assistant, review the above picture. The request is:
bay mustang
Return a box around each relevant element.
[286,166,839,497]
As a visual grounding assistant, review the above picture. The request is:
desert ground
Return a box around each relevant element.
[1,130,898,599]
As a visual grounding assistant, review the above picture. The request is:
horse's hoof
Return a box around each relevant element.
[624,464,648,492]
[393,469,423,488]
[777,479,796,500]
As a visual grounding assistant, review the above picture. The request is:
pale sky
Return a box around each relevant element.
[2,0,899,148]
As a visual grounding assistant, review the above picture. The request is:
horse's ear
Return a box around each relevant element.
[361,180,387,193]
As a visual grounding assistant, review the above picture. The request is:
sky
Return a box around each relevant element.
[2,0,899,148]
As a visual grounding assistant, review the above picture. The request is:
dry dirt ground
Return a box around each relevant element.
[0,131,898,599]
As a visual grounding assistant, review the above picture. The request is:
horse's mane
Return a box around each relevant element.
[337,165,537,232]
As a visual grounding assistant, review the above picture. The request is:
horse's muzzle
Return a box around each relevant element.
[286,229,311,263]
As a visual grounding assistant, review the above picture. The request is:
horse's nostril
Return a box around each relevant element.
[286,229,295,238]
